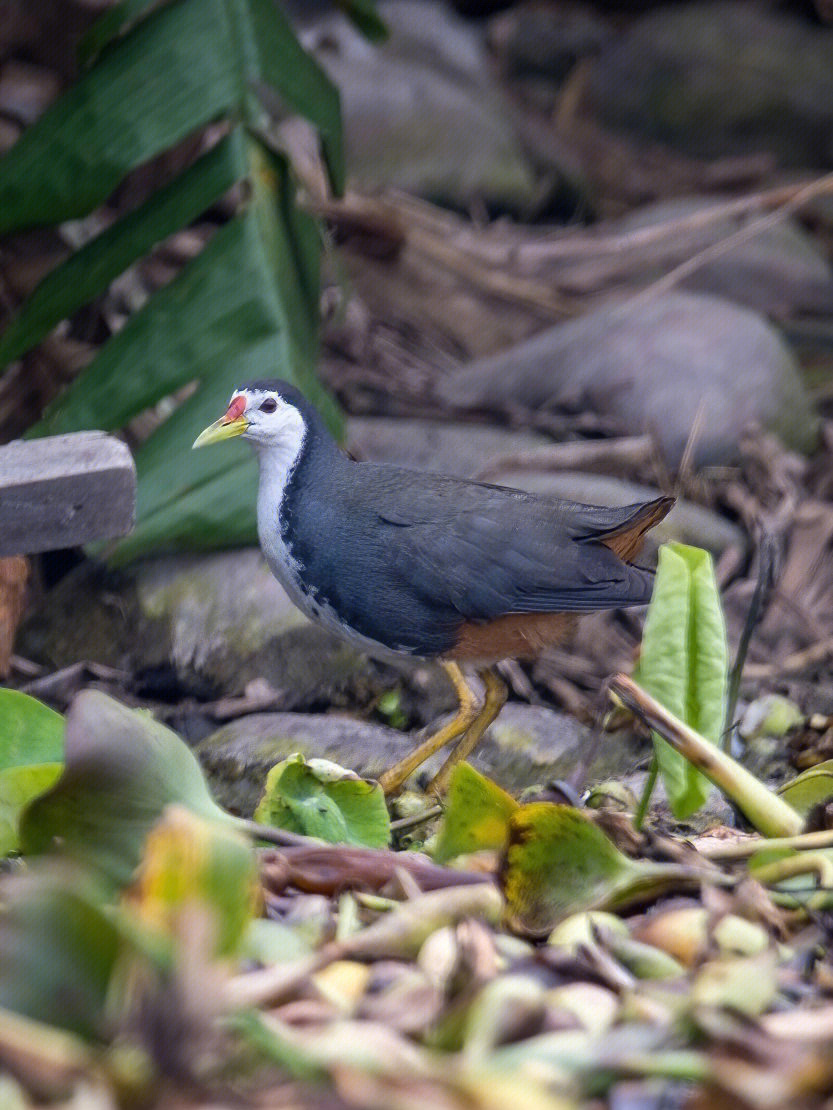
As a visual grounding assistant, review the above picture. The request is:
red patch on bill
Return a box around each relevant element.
[224,395,247,422]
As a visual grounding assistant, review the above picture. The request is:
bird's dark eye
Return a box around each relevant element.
[260,397,278,413]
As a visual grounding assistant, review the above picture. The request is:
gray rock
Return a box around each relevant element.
[300,0,555,214]
[19,551,389,707]
[438,291,819,468]
[610,197,833,320]
[587,2,833,168]
[196,702,645,815]
[347,416,550,476]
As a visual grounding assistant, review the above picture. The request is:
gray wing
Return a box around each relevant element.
[367,466,656,619]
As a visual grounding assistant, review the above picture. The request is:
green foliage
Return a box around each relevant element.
[132,805,259,959]
[778,760,833,817]
[633,543,728,820]
[0,0,349,559]
[255,754,391,847]
[0,866,126,1040]
[0,690,65,855]
[433,762,518,863]
[21,689,230,887]
[500,804,700,937]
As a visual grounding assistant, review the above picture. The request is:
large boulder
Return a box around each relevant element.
[586,2,833,168]
[438,291,819,469]
[299,0,577,215]
[18,551,389,708]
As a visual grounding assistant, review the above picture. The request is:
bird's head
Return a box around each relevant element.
[192,380,307,452]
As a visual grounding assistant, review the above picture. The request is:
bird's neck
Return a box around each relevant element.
[254,416,344,530]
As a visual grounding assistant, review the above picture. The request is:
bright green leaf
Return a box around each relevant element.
[500,804,701,937]
[20,689,230,887]
[433,762,518,864]
[0,690,65,856]
[633,543,728,820]
[255,754,390,848]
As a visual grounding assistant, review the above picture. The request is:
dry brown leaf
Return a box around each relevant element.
[0,555,28,678]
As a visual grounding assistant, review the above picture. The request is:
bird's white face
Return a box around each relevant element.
[192,387,306,455]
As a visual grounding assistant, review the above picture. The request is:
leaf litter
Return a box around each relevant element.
[0,686,832,1108]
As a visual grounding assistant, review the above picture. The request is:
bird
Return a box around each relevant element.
[193,379,673,796]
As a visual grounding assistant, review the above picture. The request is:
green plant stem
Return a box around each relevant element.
[611,674,804,838]
[634,755,659,830]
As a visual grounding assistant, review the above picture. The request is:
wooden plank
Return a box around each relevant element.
[0,432,136,556]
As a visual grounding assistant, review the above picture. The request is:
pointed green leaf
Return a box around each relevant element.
[0,0,342,235]
[20,690,230,887]
[255,754,391,848]
[433,762,518,864]
[0,690,65,856]
[633,543,728,820]
[0,130,249,370]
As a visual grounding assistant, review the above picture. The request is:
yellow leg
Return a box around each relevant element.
[378,661,481,796]
[428,668,508,795]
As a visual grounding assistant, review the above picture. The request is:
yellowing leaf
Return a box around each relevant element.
[131,805,259,958]
[501,804,701,937]
[434,763,518,864]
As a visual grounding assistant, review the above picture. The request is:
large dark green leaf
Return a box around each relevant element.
[0,131,248,369]
[0,0,342,235]
[33,140,338,560]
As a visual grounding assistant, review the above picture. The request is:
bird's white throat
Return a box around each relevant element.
[253,408,308,600]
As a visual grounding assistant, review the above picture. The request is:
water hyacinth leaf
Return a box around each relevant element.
[633,543,728,820]
[777,760,833,817]
[130,805,259,958]
[0,130,249,370]
[0,690,65,856]
[255,754,390,848]
[500,804,699,937]
[20,690,230,887]
[433,762,519,864]
[0,0,342,236]
[0,865,125,1039]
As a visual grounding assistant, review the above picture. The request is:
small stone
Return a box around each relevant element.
[0,61,60,126]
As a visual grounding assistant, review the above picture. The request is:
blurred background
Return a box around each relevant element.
[2,0,833,800]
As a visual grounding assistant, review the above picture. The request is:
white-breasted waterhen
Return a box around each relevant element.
[194,380,673,795]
